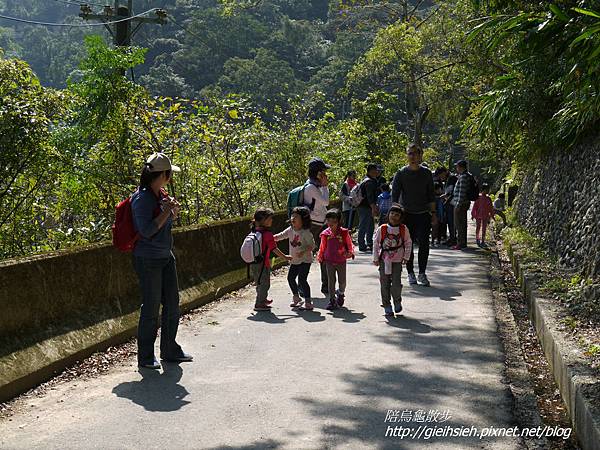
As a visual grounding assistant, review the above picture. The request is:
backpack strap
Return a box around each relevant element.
[257,244,269,281]
[379,224,405,260]
[380,224,388,247]
[304,180,317,211]
[253,234,270,281]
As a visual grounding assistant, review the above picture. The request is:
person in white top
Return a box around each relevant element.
[274,206,315,310]
[304,157,331,294]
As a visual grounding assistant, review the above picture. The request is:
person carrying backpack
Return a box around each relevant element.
[317,209,355,310]
[376,183,392,225]
[130,152,192,370]
[302,157,331,294]
[246,207,292,311]
[451,159,475,250]
[340,170,357,230]
[357,164,381,252]
[372,204,412,317]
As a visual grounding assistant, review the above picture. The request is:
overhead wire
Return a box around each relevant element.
[52,0,108,7]
[0,8,160,27]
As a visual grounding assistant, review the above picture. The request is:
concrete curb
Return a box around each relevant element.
[505,240,600,450]
[488,249,547,449]
[0,260,286,403]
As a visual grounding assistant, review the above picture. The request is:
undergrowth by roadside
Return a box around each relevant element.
[498,221,600,372]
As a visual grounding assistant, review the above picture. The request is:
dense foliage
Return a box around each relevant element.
[1,0,598,259]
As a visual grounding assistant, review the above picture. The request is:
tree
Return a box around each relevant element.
[209,48,304,115]
[0,53,64,256]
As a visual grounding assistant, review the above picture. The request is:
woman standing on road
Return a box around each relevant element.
[131,152,193,370]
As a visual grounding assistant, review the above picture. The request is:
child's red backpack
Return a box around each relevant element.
[112,192,139,252]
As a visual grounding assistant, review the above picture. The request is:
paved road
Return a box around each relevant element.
[0,233,522,449]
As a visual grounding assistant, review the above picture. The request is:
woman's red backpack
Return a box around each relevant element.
[112,193,139,252]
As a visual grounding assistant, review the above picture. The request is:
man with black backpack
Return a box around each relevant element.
[357,164,381,252]
[451,160,477,250]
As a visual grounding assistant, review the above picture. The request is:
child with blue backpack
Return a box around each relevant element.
[377,183,392,225]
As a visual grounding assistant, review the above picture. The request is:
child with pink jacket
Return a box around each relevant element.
[471,183,494,248]
[317,209,355,310]
[373,204,412,317]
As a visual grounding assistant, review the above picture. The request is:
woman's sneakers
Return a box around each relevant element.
[407,273,418,285]
[290,295,303,308]
[383,303,402,317]
[254,302,272,311]
[417,273,430,287]
[303,299,314,310]
[336,290,345,307]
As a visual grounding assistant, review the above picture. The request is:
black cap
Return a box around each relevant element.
[367,163,380,172]
[454,159,468,168]
[308,157,331,171]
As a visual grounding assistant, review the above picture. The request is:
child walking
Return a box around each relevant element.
[250,208,292,311]
[471,183,494,248]
[373,204,412,317]
[493,192,507,226]
[431,181,446,247]
[377,183,392,225]
[274,206,315,310]
[317,209,355,310]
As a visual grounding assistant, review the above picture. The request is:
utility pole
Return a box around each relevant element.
[79,1,167,47]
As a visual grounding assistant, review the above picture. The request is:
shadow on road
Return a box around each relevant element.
[384,315,433,334]
[328,307,367,323]
[406,285,462,302]
[206,440,283,450]
[246,311,296,324]
[294,318,515,449]
[112,363,190,412]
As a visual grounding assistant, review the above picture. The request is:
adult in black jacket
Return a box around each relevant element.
[391,144,437,286]
[357,164,381,252]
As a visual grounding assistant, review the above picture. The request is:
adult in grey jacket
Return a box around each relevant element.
[391,143,438,287]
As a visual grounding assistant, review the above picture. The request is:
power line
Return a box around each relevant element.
[167,15,211,47]
[0,8,160,28]
[52,0,108,7]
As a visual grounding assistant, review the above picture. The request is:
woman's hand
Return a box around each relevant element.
[317,171,329,187]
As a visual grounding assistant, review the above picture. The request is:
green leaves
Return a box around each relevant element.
[549,4,570,22]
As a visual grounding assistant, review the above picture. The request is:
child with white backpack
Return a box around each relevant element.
[241,208,292,311]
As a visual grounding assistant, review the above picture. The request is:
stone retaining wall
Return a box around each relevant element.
[515,139,600,279]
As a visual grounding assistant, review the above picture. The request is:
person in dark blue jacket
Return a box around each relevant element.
[131,152,192,370]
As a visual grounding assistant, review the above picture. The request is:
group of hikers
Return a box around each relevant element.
[126,145,506,369]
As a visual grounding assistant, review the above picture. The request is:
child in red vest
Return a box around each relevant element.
[373,204,412,317]
[251,208,292,311]
[471,183,494,248]
[317,209,355,310]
